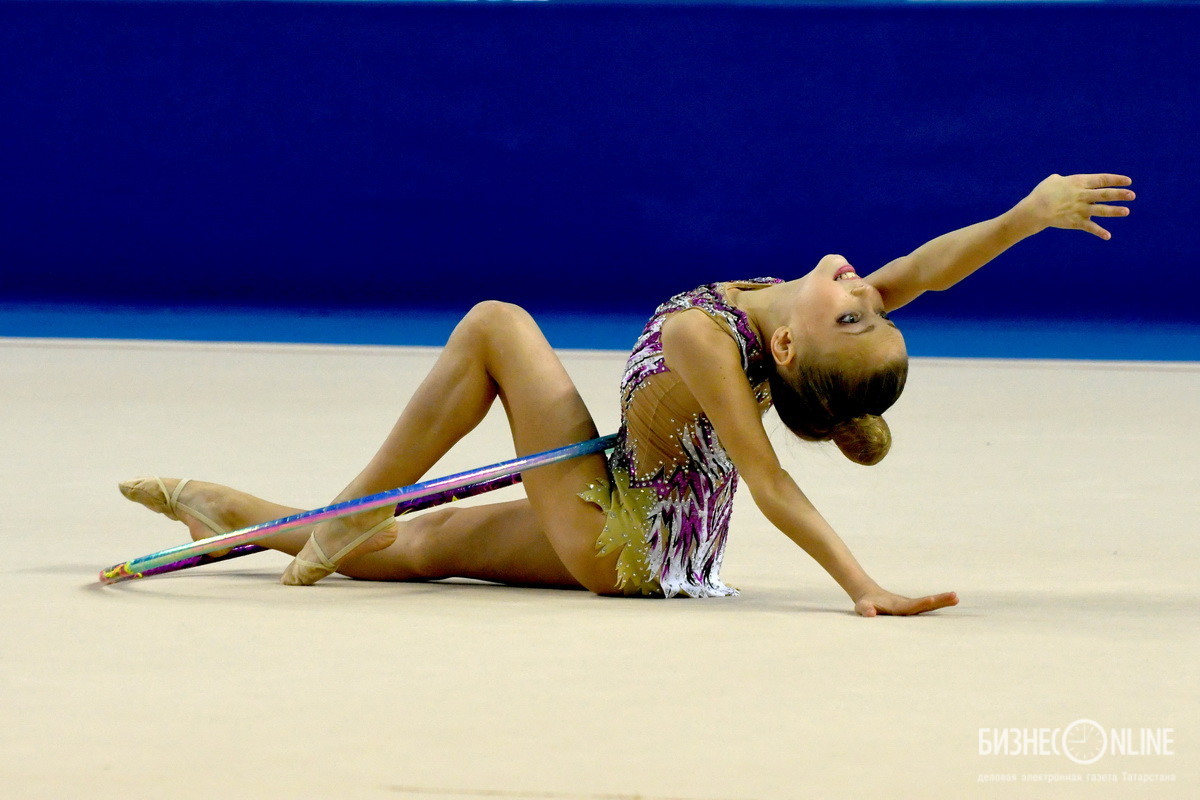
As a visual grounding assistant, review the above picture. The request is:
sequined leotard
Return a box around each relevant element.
[579,279,780,597]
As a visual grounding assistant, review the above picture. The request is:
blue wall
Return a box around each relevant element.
[1,1,1196,323]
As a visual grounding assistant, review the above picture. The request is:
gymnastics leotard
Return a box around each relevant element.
[579,278,780,597]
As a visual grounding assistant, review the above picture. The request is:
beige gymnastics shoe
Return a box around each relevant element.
[118,477,232,556]
[279,514,398,586]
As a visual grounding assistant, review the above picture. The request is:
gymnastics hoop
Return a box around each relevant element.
[99,434,618,585]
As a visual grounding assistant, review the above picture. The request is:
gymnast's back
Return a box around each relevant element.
[579,279,778,598]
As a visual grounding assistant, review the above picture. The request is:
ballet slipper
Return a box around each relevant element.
[119,477,233,556]
[280,514,397,586]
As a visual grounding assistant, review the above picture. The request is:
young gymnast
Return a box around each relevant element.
[120,172,1133,615]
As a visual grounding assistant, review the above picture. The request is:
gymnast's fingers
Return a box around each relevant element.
[924,591,960,612]
[1082,173,1133,189]
[900,592,958,615]
[1090,203,1132,218]
[1081,219,1112,240]
[856,590,959,616]
[1085,187,1136,203]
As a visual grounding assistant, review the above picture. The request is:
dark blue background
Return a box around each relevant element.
[1,1,1196,324]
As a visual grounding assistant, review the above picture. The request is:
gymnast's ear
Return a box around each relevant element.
[770,326,797,368]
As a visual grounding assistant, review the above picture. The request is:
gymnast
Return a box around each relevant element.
[120,172,1133,615]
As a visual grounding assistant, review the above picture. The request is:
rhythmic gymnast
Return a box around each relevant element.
[119,173,1134,615]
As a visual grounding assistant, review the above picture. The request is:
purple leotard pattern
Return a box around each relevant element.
[584,278,780,597]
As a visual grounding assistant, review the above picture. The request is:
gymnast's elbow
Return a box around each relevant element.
[743,466,800,518]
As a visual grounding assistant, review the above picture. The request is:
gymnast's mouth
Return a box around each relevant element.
[834,265,859,281]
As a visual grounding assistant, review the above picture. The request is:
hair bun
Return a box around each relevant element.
[831,415,892,466]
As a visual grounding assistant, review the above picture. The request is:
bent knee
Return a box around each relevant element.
[457,301,544,357]
[399,509,461,579]
[464,300,533,334]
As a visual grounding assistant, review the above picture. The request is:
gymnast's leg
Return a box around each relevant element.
[119,478,580,587]
[280,301,620,592]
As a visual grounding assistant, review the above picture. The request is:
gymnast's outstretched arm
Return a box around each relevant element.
[865,172,1135,312]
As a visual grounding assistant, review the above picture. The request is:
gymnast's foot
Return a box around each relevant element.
[280,508,398,586]
[118,477,240,557]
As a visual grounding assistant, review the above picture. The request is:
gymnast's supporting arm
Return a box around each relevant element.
[865,173,1135,312]
[661,310,956,617]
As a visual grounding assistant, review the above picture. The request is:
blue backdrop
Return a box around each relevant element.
[1,1,1196,325]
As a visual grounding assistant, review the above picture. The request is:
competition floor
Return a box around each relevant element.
[1,335,1197,798]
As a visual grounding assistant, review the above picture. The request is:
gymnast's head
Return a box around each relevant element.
[765,254,908,466]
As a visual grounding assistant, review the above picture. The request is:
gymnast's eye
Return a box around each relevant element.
[838,312,861,324]
[878,309,891,321]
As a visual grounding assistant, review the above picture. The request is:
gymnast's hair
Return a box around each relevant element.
[768,355,908,466]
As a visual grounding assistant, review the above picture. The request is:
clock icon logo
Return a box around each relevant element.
[1062,719,1107,765]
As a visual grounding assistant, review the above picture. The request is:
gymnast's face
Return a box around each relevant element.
[772,254,906,369]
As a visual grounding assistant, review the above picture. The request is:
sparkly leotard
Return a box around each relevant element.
[579,279,781,597]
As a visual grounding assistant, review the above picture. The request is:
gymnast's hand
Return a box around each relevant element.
[1017,173,1135,240]
[853,587,959,617]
